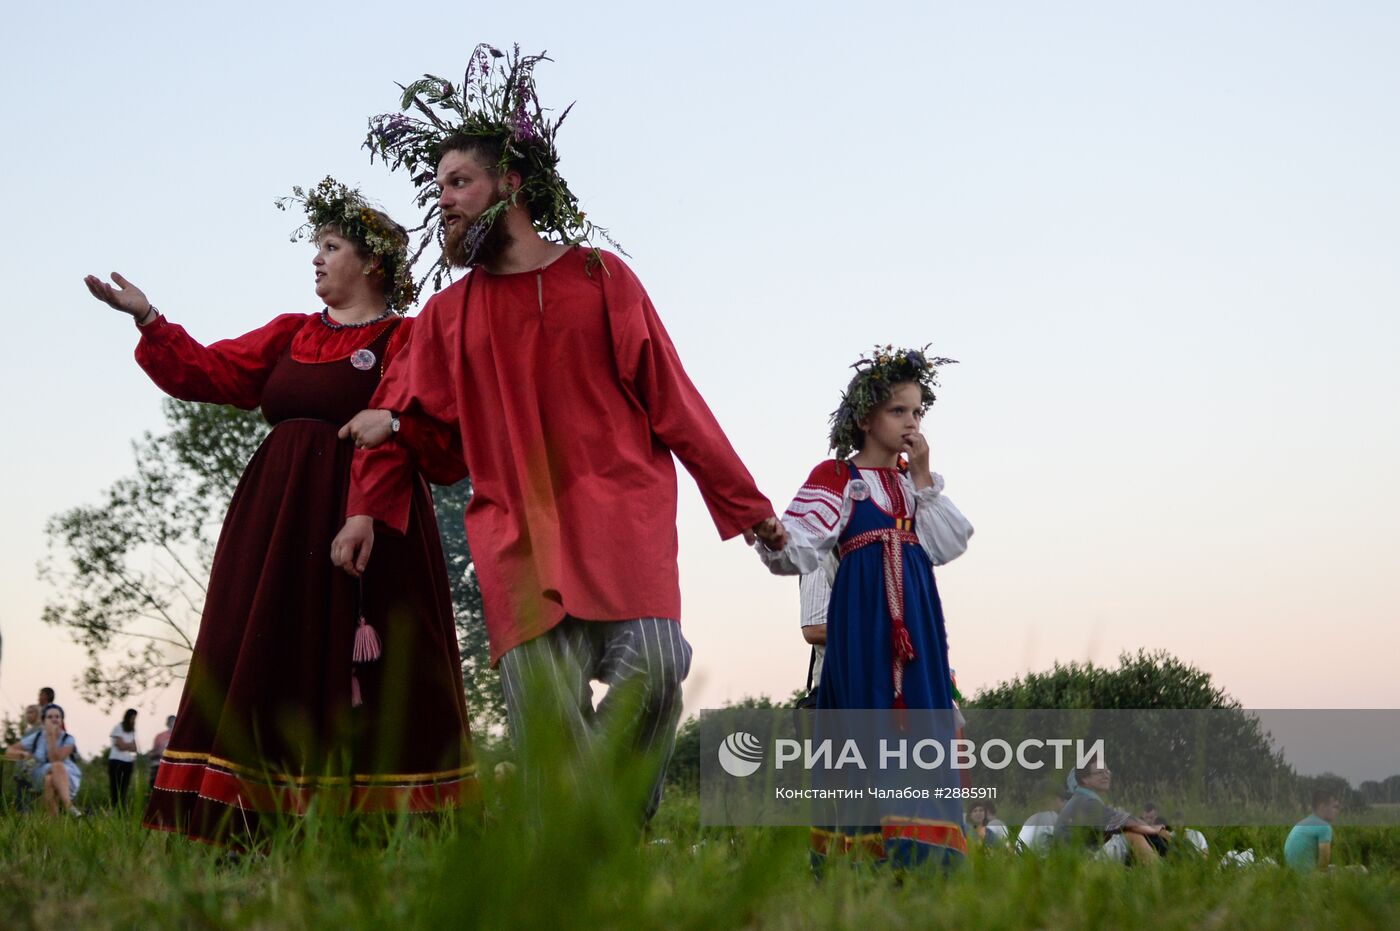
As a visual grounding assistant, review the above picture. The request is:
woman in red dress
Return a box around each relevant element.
[83,180,477,848]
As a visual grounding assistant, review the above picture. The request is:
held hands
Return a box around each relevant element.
[331,515,376,576]
[904,431,934,490]
[744,516,787,550]
[83,272,153,320]
[339,409,394,449]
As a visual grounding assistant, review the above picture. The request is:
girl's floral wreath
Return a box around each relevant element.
[829,344,958,460]
[275,177,416,312]
[364,43,623,292]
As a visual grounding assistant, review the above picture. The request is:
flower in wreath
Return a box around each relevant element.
[828,343,958,461]
[275,177,417,312]
[363,43,623,292]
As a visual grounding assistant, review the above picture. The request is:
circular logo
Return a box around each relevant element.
[847,479,870,501]
[350,349,377,371]
[717,731,764,778]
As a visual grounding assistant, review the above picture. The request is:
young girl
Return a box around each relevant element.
[757,345,974,867]
[5,704,83,816]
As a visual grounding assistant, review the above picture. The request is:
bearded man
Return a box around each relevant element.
[331,48,784,819]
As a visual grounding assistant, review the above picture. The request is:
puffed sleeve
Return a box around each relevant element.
[134,313,307,409]
[758,460,852,576]
[911,472,974,566]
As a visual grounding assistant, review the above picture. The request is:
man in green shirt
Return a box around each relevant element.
[1284,790,1340,873]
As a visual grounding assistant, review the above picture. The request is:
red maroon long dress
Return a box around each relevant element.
[136,311,477,849]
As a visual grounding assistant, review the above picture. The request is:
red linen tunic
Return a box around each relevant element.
[348,248,773,662]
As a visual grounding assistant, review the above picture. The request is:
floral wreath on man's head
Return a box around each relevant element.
[828,344,958,461]
[275,177,416,312]
[364,43,623,293]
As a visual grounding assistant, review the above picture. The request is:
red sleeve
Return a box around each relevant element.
[600,253,774,539]
[348,295,468,531]
[783,460,850,537]
[134,313,307,409]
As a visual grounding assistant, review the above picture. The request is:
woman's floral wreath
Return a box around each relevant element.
[829,344,957,460]
[364,43,622,291]
[275,177,416,312]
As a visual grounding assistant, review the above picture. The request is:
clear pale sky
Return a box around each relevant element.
[2,1,1397,757]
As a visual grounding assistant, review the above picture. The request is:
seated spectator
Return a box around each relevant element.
[1176,823,1209,856]
[4,704,82,816]
[1142,801,1165,826]
[1017,789,1071,854]
[969,801,1011,847]
[148,714,176,790]
[20,704,41,739]
[1054,762,1171,865]
[1284,790,1340,874]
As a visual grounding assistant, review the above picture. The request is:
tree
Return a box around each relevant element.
[40,400,505,731]
[967,649,1238,711]
[965,650,1303,809]
[40,400,268,705]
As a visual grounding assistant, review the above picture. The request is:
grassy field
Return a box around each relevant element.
[3,757,1399,931]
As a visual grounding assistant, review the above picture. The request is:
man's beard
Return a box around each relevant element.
[443,198,513,269]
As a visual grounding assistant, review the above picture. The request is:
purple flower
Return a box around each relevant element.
[373,115,412,148]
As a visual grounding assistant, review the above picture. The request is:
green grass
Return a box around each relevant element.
[3,763,1399,931]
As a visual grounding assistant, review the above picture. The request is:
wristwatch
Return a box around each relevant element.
[389,411,401,434]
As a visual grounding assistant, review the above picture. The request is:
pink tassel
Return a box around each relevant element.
[351,672,363,708]
[353,616,382,663]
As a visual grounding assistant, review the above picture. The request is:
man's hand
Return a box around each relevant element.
[744,516,787,550]
[331,515,376,576]
[905,431,934,489]
[83,272,152,319]
[339,410,394,450]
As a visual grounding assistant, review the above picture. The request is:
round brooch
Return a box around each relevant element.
[847,479,871,501]
[350,349,377,371]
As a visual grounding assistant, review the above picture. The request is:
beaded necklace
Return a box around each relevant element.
[319,307,393,330]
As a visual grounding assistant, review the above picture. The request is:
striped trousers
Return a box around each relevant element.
[498,617,692,821]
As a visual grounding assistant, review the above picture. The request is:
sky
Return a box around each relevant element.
[2,1,1398,760]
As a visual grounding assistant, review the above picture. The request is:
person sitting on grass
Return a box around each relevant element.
[1169,810,1209,858]
[1055,761,1171,865]
[969,801,1010,847]
[4,704,83,817]
[1017,789,1070,854]
[1284,789,1340,874]
[19,704,41,739]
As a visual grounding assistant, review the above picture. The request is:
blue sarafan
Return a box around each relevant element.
[811,463,968,868]
[759,450,976,870]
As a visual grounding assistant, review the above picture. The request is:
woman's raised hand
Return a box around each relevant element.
[83,272,152,319]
